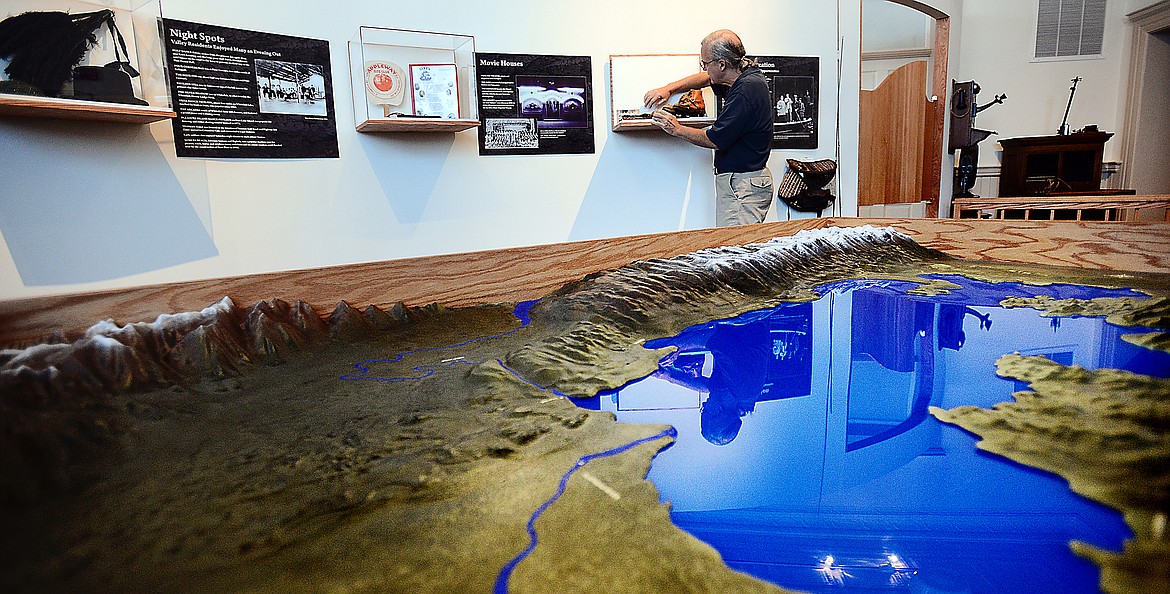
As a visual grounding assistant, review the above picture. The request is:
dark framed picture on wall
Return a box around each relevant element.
[755,56,819,150]
[474,52,595,156]
[409,63,459,119]
[162,18,340,159]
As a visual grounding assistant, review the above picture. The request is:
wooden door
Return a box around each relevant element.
[858,61,931,207]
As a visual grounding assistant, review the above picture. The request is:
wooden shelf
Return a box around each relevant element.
[0,93,175,124]
[612,117,714,132]
[355,118,480,133]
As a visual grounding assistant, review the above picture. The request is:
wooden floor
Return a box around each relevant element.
[1,218,1168,347]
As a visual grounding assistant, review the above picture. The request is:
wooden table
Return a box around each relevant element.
[952,194,1170,221]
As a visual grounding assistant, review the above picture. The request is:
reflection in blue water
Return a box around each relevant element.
[576,277,1170,593]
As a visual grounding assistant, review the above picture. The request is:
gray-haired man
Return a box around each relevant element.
[645,29,774,226]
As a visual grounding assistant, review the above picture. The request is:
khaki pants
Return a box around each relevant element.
[714,167,773,226]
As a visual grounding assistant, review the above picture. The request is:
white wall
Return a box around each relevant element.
[0,0,858,302]
[863,0,933,53]
[860,0,933,93]
[955,0,1143,164]
[1129,0,1168,13]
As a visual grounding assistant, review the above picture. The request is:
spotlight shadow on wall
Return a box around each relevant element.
[356,133,455,228]
[570,135,715,240]
[0,119,218,286]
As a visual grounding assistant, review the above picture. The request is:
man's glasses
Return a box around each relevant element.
[699,58,717,71]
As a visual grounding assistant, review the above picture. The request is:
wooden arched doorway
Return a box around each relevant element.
[858,0,950,217]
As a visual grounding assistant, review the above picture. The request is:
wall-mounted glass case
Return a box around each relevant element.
[609,54,716,132]
[348,26,478,133]
[0,0,174,123]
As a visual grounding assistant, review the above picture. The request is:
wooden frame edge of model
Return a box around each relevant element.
[2,218,1169,349]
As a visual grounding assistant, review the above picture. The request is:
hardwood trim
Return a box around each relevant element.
[0,94,175,125]
[3,219,1168,348]
[355,118,479,133]
[925,16,950,217]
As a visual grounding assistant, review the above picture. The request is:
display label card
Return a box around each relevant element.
[755,56,819,150]
[475,52,594,156]
[409,63,459,118]
[162,19,339,159]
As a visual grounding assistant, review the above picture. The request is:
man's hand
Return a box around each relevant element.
[651,109,680,136]
[652,109,716,148]
[644,86,672,109]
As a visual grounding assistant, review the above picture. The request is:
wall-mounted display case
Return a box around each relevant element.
[348,26,478,133]
[609,54,716,132]
[0,0,174,124]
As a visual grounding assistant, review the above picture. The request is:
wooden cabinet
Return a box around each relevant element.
[998,132,1112,196]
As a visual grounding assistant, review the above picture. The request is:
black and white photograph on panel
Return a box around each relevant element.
[482,119,539,150]
[255,59,329,117]
[515,76,589,129]
[475,52,594,156]
[755,56,819,149]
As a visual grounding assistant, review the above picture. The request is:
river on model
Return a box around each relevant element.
[575,275,1170,593]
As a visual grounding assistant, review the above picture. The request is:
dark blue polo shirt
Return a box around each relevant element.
[706,67,773,173]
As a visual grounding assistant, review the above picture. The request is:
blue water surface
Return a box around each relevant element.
[576,276,1170,593]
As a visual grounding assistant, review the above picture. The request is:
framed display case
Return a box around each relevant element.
[609,54,716,132]
[348,26,478,133]
[0,0,174,124]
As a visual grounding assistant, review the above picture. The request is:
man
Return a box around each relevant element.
[644,29,774,226]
